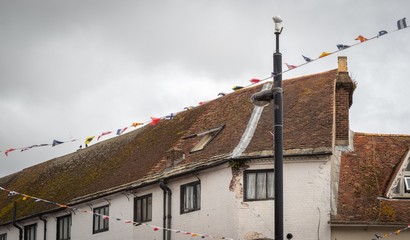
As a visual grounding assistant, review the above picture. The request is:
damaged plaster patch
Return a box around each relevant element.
[229,165,248,199]
[243,231,269,240]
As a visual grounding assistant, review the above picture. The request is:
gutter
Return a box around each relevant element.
[12,201,23,240]
[159,180,172,240]
[39,215,47,240]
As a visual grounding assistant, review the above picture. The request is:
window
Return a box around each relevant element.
[57,215,71,240]
[183,125,225,153]
[0,233,6,240]
[180,181,201,214]
[134,194,152,223]
[24,224,37,240]
[388,151,410,198]
[244,170,274,201]
[405,177,410,193]
[93,205,109,234]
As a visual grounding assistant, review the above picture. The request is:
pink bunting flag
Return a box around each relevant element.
[285,63,297,70]
[97,131,112,141]
[124,220,132,223]
[5,148,16,156]
[250,78,261,84]
[150,117,160,126]
[198,101,210,105]
[103,215,109,220]
[153,227,160,231]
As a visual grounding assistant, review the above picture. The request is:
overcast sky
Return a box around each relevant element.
[1,0,409,177]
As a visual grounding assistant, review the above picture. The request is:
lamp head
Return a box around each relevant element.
[251,89,274,107]
[272,16,283,32]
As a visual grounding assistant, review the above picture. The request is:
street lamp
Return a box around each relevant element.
[251,16,284,240]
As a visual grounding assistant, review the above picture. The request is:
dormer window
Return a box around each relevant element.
[386,150,410,198]
[183,125,225,153]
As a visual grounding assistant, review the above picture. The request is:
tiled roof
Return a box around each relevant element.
[332,132,410,225]
[0,69,338,225]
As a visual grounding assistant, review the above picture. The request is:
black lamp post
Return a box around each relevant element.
[251,16,284,240]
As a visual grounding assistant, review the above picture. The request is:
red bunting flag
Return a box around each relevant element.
[150,117,160,126]
[355,35,368,42]
[250,78,261,84]
[103,215,109,220]
[97,131,112,141]
[153,227,160,231]
[5,148,16,156]
[285,63,297,70]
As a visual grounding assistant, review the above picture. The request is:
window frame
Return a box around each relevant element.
[183,125,225,153]
[405,176,410,193]
[180,181,201,214]
[134,194,153,223]
[244,169,275,202]
[57,214,71,240]
[92,205,109,234]
[24,224,37,240]
[0,233,6,240]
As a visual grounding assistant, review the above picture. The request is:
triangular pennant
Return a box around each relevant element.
[319,52,331,58]
[5,148,16,156]
[52,140,64,147]
[250,78,261,84]
[336,44,350,50]
[97,131,112,141]
[302,55,312,62]
[285,63,297,70]
[84,136,95,145]
[150,117,160,126]
[232,86,244,91]
[355,35,368,42]
[131,122,144,127]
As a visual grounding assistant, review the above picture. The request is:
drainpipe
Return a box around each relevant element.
[159,180,172,240]
[12,201,23,240]
[39,216,47,240]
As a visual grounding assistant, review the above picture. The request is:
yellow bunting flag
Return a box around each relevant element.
[84,136,95,145]
[319,52,331,58]
[22,196,28,200]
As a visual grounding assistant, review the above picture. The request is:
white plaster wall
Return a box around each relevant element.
[0,157,333,240]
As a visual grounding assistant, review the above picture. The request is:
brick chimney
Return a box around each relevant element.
[335,56,354,146]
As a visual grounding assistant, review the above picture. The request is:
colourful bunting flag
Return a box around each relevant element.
[103,215,109,220]
[84,136,95,145]
[250,78,261,84]
[285,63,297,70]
[336,44,350,50]
[166,113,175,119]
[52,140,64,147]
[124,220,132,223]
[198,101,210,105]
[22,196,28,200]
[397,18,407,30]
[302,55,312,62]
[116,127,128,135]
[150,117,160,126]
[184,106,194,110]
[378,30,388,37]
[217,92,226,96]
[153,227,160,231]
[97,131,112,141]
[131,122,144,127]
[232,86,244,91]
[319,52,331,58]
[355,35,368,42]
[5,148,16,156]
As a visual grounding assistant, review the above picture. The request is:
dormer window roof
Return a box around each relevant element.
[183,125,225,153]
[386,149,410,198]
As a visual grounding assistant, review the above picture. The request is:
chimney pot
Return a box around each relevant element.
[338,56,348,73]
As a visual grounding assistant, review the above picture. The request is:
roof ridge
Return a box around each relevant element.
[354,132,410,137]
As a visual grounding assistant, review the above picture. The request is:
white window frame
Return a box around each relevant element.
[386,150,410,198]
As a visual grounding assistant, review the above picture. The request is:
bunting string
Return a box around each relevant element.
[0,186,234,240]
[1,18,408,157]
